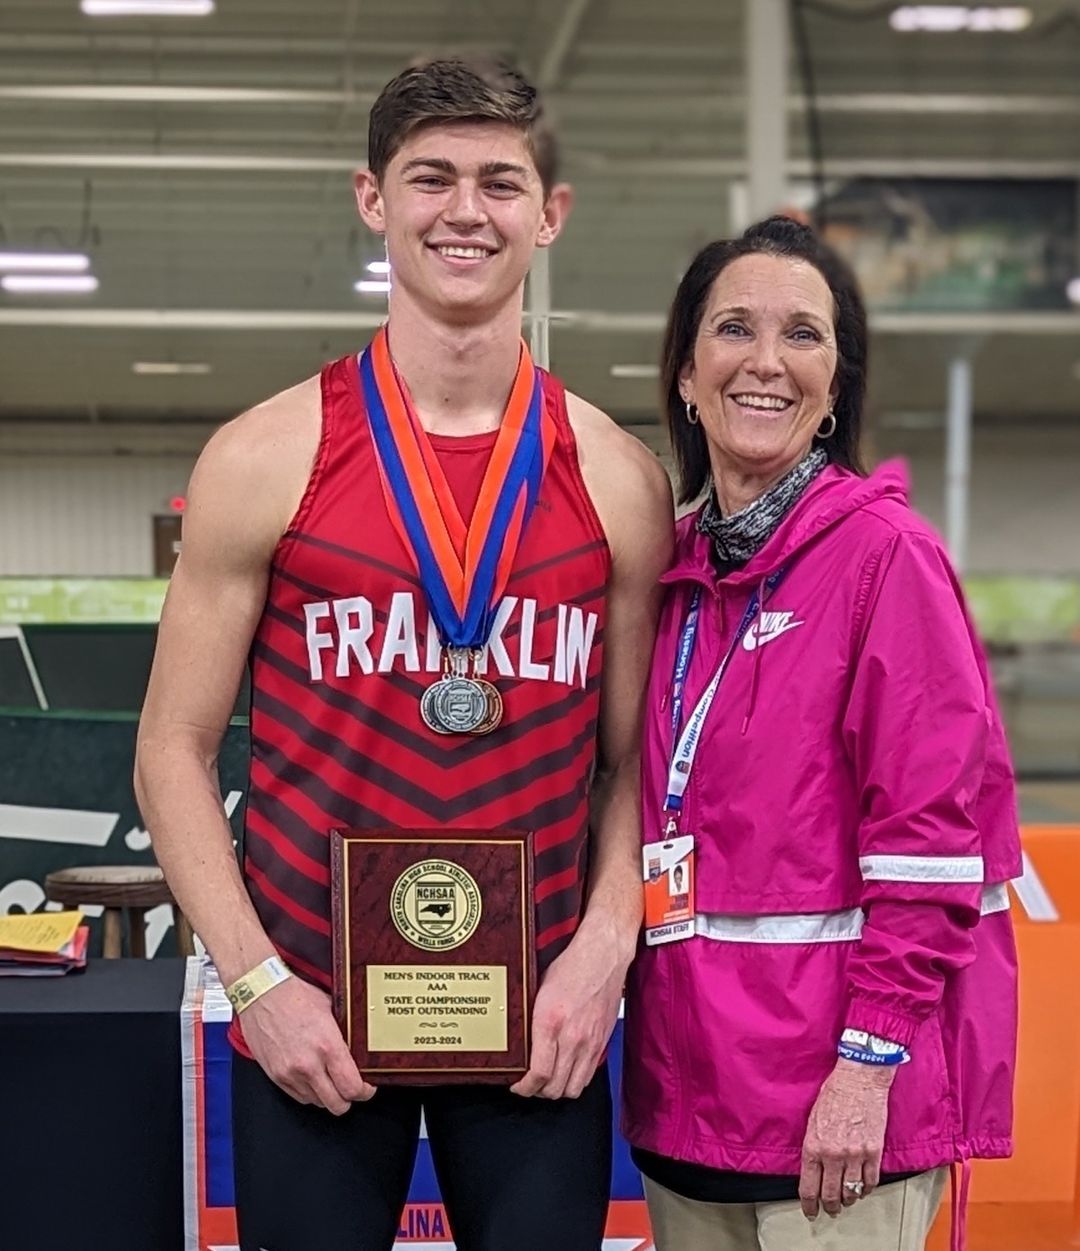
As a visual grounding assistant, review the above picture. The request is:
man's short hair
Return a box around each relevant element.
[368,57,559,192]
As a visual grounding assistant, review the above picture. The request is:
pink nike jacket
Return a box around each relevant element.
[623,461,1021,1180]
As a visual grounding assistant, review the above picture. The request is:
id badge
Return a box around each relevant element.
[642,833,696,946]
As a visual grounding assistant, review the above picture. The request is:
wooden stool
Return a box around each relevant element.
[44,865,195,958]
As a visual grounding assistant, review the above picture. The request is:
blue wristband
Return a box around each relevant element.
[838,1029,909,1066]
[837,1042,907,1066]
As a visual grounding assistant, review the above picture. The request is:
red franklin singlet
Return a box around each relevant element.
[236,352,610,1026]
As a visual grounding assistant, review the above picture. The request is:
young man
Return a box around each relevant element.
[135,58,673,1251]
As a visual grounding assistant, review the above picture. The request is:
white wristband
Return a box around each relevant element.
[225,956,293,1014]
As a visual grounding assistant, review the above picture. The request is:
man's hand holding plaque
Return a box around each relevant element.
[331,828,536,1084]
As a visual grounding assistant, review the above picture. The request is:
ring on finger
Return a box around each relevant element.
[843,1179,865,1198]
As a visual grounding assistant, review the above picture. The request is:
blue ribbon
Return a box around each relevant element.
[359,346,545,649]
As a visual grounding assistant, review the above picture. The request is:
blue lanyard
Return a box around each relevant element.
[664,569,786,817]
[669,588,702,738]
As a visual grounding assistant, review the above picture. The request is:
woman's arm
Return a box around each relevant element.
[800,527,997,1220]
[842,529,990,1042]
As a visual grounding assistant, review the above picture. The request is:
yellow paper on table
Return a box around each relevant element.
[0,910,84,954]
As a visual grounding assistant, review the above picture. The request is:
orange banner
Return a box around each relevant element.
[930,824,1080,1249]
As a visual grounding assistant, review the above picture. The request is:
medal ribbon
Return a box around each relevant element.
[360,327,555,649]
[664,569,786,816]
[669,587,702,738]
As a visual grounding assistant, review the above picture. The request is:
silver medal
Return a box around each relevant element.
[421,676,492,735]
[420,648,502,735]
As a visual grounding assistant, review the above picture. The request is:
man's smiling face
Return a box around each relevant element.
[357,120,566,322]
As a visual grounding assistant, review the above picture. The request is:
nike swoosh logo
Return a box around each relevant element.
[743,617,805,651]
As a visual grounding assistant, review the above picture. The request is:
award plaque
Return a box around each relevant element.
[330,828,536,1085]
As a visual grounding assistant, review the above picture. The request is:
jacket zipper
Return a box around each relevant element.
[669,774,699,1155]
[671,936,698,1156]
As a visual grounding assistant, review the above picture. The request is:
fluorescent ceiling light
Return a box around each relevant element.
[890,6,1032,32]
[610,364,660,380]
[82,0,215,14]
[132,361,211,375]
[366,260,391,275]
[354,279,391,295]
[0,251,90,273]
[1,274,99,293]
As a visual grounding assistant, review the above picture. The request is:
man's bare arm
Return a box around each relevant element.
[136,408,286,984]
[512,395,674,1099]
[135,380,372,1113]
[577,400,674,963]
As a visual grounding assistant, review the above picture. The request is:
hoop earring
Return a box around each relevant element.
[817,409,837,439]
[685,401,699,426]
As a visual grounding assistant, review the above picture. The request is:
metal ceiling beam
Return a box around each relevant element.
[0,309,1077,335]
[0,85,373,106]
[0,423,217,453]
[571,155,1080,178]
[0,33,505,57]
[0,309,389,330]
[870,311,1080,334]
[0,82,730,117]
[0,153,360,172]
[8,83,1080,117]
[813,93,1080,116]
[558,310,1080,335]
[536,0,594,90]
[572,155,1080,178]
[5,153,1080,179]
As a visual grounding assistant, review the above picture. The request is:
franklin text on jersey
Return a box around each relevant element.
[303,591,598,688]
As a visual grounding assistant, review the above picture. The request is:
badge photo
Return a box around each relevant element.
[642,833,696,946]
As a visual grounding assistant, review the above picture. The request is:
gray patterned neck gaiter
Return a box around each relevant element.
[696,446,828,566]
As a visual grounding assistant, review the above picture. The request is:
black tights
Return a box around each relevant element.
[232,1054,612,1251]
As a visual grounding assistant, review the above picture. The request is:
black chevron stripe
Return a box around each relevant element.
[252,715,433,823]
[282,531,606,597]
[498,783,590,846]
[537,881,587,932]
[272,564,365,605]
[245,818,330,919]
[249,768,590,912]
[246,779,349,863]
[508,537,609,584]
[282,531,421,589]
[252,690,597,820]
[247,874,330,970]
[252,639,449,767]
[534,819,589,882]
[536,929,575,970]
[251,636,601,768]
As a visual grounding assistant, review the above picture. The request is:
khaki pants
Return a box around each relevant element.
[644,1167,947,1251]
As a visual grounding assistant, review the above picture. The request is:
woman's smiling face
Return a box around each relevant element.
[680,252,839,489]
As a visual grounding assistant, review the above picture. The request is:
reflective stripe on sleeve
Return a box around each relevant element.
[859,854,985,883]
[696,908,864,944]
[695,884,1010,944]
[979,881,1011,916]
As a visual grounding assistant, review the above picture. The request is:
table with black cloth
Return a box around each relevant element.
[0,958,186,1251]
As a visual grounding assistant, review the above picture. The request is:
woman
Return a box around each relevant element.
[622,216,1020,1251]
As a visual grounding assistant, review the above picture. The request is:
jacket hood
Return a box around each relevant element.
[664,459,911,589]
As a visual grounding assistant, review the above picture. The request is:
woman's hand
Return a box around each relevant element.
[798,1058,896,1220]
